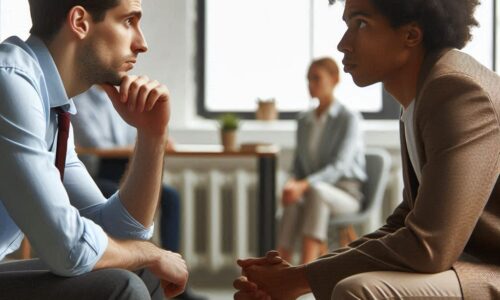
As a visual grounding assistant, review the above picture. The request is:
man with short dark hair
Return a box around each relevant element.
[234,0,500,299]
[0,0,188,299]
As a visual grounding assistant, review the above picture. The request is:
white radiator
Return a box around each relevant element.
[163,169,258,272]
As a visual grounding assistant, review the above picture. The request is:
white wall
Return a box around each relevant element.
[0,0,31,41]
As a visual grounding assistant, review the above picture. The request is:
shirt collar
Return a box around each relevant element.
[26,35,76,114]
[400,99,415,122]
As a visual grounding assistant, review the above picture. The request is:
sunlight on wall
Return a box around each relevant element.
[0,0,31,42]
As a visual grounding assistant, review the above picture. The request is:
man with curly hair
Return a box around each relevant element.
[234,0,500,299]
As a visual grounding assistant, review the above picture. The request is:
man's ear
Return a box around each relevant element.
[403,22,423,48]
[67,6,91,39]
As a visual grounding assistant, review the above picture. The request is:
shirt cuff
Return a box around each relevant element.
[67,218,109,275]
[100,191,154,240]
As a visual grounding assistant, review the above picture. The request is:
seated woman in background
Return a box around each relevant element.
[277,57,367,264]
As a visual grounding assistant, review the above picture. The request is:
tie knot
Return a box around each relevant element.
[56,106,70,119]
[56,107,70,132]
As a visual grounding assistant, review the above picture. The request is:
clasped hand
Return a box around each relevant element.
[234,251,300,300]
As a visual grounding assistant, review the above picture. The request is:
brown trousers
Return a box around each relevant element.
[331,270,462,300]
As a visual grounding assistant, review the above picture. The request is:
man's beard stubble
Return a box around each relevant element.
[78,41,123,87]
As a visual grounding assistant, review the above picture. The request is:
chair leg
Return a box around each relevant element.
[319,241,329,256]
[338,225,357,247]
[347,225,357,242]
[338,227,349,247]
[21,238,31,259]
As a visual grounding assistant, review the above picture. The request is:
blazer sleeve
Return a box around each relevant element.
[305,74,500,300]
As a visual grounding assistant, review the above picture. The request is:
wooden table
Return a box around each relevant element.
[77,144,280,256]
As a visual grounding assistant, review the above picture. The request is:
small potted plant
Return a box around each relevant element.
[218,113,240,151]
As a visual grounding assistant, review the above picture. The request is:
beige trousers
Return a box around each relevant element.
[278,182,360,249]
[331,270,463,300]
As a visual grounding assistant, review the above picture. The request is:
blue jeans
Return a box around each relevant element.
[96,159,180,252]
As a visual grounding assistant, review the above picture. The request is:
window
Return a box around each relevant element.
[0,0,31,41]
[198,0,496,120]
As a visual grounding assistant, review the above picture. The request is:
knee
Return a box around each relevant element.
[304,185,325,207]
[98,269,151,300]
[307,184,321,198]
[332,273,377,300]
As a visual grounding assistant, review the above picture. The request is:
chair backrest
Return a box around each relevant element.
[361,148,392,215]
[329,147,391,225]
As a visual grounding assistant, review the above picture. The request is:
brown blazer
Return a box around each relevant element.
[305,48,500,300]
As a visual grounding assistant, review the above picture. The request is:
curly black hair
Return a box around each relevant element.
[329,0,480,51]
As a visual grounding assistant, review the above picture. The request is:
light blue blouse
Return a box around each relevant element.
[293,101,367,186]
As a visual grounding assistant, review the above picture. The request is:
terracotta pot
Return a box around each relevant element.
[221,130,237,151]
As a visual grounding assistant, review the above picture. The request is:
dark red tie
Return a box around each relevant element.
[55,107,70,181]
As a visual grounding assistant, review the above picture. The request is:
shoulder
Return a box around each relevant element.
[332,102,363,124]
[297,109,313,124]
[0,37,48,125]
[0,36,42,81]
[421,50,499,103]
[416,51,500,140]
[417,49,500,117]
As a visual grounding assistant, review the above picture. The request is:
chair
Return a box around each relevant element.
[329,148,392,248]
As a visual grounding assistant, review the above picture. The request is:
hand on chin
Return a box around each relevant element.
[100,75,171,139]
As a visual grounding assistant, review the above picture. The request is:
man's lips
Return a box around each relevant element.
[124,59,137,70]
[342,59,356,72]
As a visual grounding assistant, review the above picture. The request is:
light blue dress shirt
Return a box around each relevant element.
[0,36,153,276]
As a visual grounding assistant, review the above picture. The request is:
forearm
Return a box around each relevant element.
[93,236,162,271]
[119,131,167,226]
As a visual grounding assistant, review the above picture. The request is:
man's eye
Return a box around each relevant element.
[358,20,367,28]
[125,18,133,26]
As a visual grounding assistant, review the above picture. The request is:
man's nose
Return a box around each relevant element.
[337,32,352,54]
[133,29,148,53]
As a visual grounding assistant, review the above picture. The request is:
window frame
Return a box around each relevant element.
[196,0,496,120]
